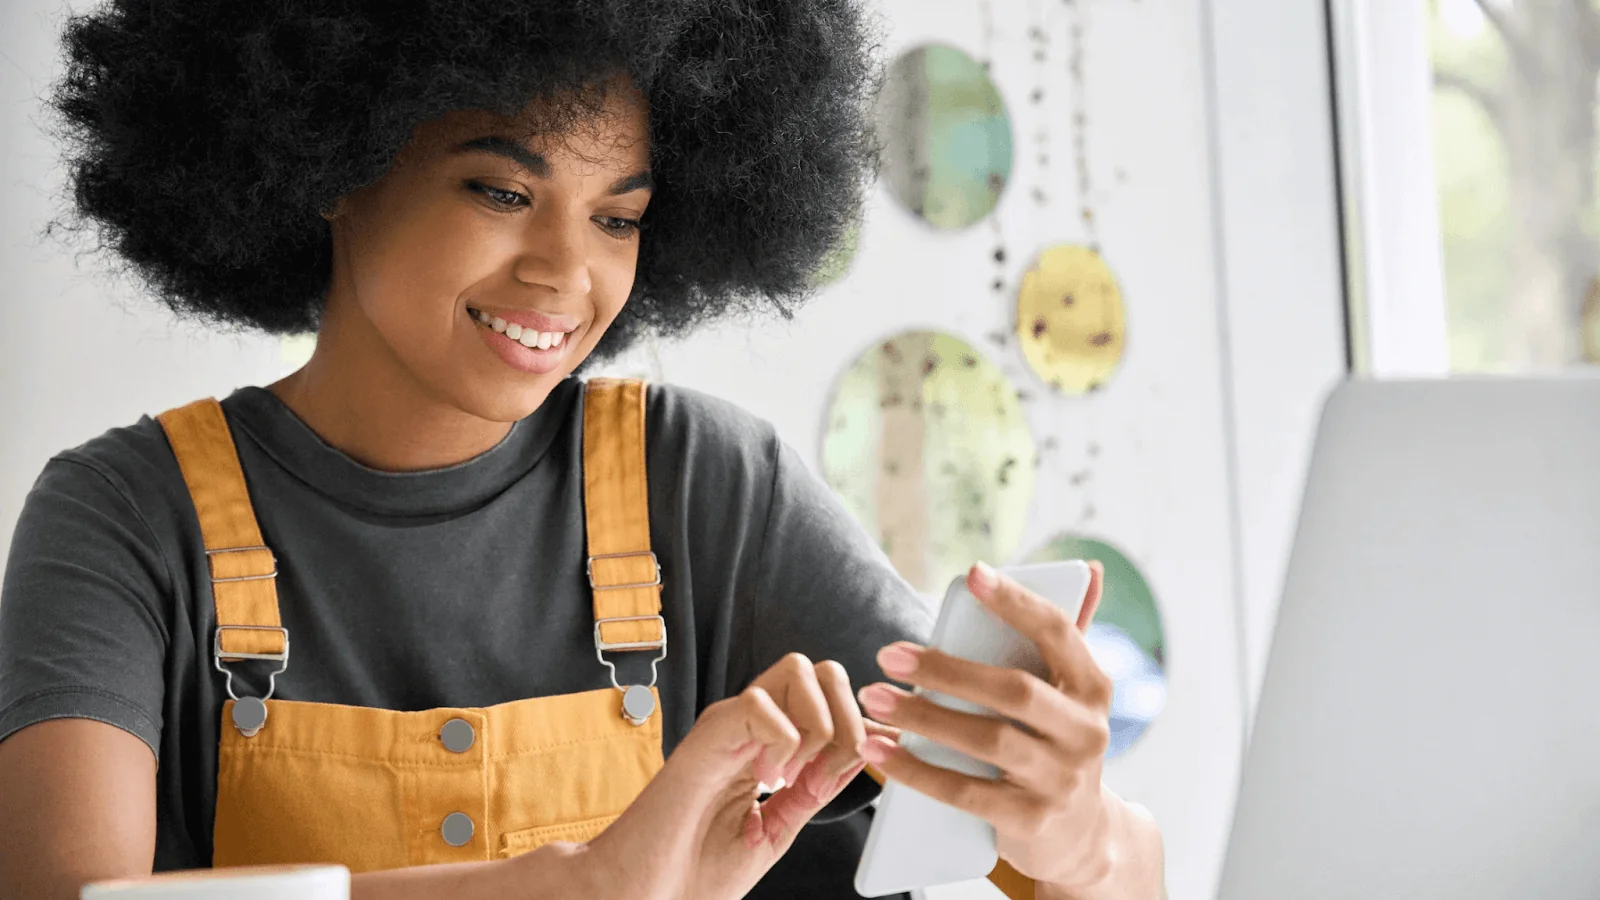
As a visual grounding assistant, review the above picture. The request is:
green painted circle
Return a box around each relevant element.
[875,43,1014,230]
[1027,534,1166,758]
[1027,534,1164,665]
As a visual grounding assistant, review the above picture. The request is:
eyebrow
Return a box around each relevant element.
[455,136,654,196]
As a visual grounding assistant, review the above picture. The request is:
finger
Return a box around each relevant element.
[814,660,869,777]
[753,653,835,783]
[737,685,803,788]
[966,561,1102,692]
[877,643,1112,736]
[1077,561,1105,632]
[864,717,902,742]
[755,756,869,848]
[859,682,1107,786]
[857,735,1044,835]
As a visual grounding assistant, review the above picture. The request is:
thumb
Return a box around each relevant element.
[745,757,867,850]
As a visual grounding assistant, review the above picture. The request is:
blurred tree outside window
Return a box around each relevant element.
[1429,0,1600,370]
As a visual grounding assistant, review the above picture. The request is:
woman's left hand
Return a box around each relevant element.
[856,560,1124,891]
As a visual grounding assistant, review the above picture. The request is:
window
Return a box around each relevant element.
[1429,0,1600,370]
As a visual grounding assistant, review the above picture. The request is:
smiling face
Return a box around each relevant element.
[317,81,652,423]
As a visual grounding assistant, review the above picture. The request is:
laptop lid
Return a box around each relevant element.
[1217,377,1600,899]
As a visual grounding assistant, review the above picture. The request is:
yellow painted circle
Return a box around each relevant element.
[1016,246,1126,394]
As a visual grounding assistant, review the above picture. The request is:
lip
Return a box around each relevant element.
[466,304,579,335]
[467,306,577,376]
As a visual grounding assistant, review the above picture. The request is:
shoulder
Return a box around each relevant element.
[17,400,214,582]
[41,411,181,513]
[643,382,781,479]
[7,409,189,603]
[645,382,777,451]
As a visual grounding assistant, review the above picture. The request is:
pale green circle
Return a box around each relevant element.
[823,331,1036,594]
[875,44,1014,230]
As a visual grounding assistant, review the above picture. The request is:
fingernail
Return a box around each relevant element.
[972,561,1000,593]
[858,683,898,718]
[878,643,920,679]
[857,736,894,765]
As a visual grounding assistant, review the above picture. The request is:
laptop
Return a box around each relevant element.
[1216,377,1600,899]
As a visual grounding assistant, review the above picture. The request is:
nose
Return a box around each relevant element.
[512,208,593,297]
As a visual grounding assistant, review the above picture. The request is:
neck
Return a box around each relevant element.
[269,302,514,473]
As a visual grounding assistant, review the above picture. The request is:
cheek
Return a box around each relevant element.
[345,198,489,344]
[585,243,641,328]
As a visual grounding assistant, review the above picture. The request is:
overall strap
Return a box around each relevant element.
[582,379,664,649]
[157,399,286,660]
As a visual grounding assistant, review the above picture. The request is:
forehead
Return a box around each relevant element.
[418,84,651,167]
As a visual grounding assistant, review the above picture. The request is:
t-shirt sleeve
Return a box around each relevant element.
[0,456,171,755]
[747,439,934,695]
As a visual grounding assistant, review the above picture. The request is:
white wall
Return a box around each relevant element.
[1,0,1349,897]
[0,0,293,563]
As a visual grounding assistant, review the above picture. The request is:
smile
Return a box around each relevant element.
[467,306,569,350]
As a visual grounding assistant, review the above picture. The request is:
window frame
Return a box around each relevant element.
[1329,0,1452,376]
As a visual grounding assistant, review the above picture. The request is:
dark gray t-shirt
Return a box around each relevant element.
[0,378,931,898]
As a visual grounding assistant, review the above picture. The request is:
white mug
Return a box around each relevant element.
[82,865,349,900]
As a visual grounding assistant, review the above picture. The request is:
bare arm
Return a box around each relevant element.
[0,720,579,900]
[0,720,157,899]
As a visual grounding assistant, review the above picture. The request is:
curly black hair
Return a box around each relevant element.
[46,0,879,359]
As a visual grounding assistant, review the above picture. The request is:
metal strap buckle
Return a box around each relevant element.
[594,615,667,726]
[586,551,662,592]
[213,625,290,704]
[206,545,278,584]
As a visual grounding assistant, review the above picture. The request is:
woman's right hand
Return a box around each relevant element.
[547,653,869,900]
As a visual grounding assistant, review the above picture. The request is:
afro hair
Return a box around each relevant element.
[46,0,880,359]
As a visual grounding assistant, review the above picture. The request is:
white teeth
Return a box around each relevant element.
[473,310,568,350]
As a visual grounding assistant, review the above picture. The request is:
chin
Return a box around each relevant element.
[450,376,565,424]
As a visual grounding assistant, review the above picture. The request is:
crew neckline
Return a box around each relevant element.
[219,379,581,518]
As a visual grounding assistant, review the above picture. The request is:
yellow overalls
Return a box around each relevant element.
[156,377,1036,897]
[157,378,667,870]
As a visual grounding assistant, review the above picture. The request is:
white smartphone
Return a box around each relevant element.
[854,560,1094,898]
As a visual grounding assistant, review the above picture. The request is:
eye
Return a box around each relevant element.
[594,216,642,239]
[466,181,527,210]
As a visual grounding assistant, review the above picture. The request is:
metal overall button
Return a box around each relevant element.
[439,718,475,753]
[441,812,475,847]
[231,697,269,738]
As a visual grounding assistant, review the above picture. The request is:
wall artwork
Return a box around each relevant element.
[1028,534,1166,757]
[1016,244,1126,394]
[823,331,1036,596]
[875,43,1014,231]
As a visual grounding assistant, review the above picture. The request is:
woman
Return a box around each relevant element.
[0,2,1164,898]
